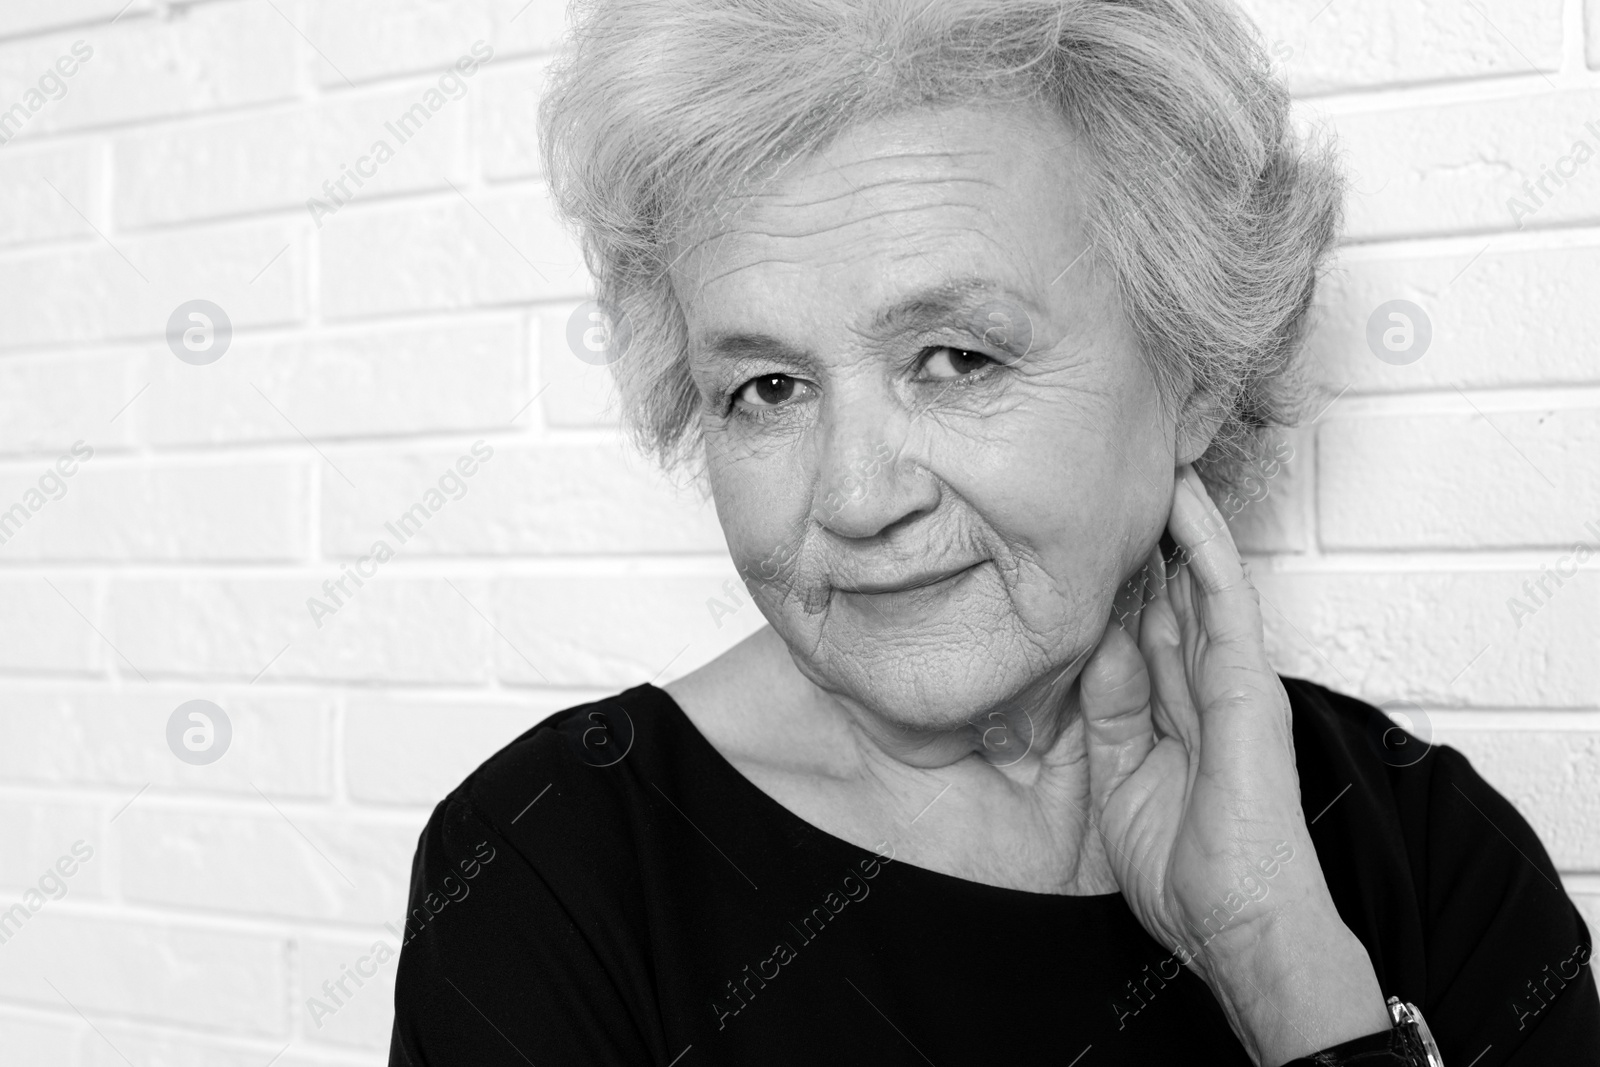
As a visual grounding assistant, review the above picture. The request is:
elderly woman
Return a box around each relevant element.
[389,1,1598,1064]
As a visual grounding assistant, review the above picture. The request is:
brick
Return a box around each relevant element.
[1317,407,1600,549]
[0,351,139,455]
[345,694,572,804]
[129,317,525,447]
[1227,426,1311,555]
[80,1032,359,1067]
[308,2,493,87]
[2,3,1599,1057]
[319,186,587,318]
[1254,569,1600,709]
[1436,728,1600,870]
[0,220,306,351]
[103,577,493,684]
[0,458,311,561]
[114,85,472,229]
[306,0,566,87]
[491,571,771,688]
[0,1,150,40]
[0,687,333,797]
[1234,0,1562,94]
[118,807,421,924]
[479,59,547,182]
[0,2,299,143]
[0,1016,78,1063]
[0,801,106,899]
[536,302,622,427]
[1574,892,1600,947]
[0,577,101,676]
[319,441,724,557]
[1591,0,1600,70]
[0,913,288,1035]
[0,141,100,247]
[298,934,403,1048]
[1307,242,1600,392]
[1336,89,1600,240]
[492,0,570,58]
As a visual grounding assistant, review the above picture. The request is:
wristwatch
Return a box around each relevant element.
[1281,996,1445,1066]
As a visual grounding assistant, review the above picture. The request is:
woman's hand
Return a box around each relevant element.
[1078,464,1391,1067]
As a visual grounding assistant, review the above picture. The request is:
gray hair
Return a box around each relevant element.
[537,0,1344,494]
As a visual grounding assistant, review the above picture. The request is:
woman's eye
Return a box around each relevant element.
[921,346,995,380]
[734,374,811,409]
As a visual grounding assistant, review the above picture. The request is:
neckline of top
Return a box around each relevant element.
[618,681,1135,910]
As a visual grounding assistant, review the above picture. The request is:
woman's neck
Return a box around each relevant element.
[808,643,1088,778]
[670,625,1118,894]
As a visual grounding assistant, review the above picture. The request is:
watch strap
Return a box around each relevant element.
[1280,1021,1428,1066]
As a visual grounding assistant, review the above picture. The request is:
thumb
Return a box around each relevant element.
[1078,617,1155,816]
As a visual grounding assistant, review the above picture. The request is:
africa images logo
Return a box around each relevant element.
[305,42,493,227]
[305,838,497,1030]
[0,840,96,948]
[709,843,895,1031]
[304,441,494,628]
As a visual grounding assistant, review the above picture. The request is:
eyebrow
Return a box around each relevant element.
[697,278,1036,365]
[865,277,1019,339]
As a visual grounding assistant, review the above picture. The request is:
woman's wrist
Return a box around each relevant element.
[1196,900,1393,1067]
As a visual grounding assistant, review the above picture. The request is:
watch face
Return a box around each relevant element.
[1397,1001,1445,1067]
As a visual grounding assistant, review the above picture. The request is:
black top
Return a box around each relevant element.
[388,678,1599,1065]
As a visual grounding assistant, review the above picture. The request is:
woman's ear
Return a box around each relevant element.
[1175,390,1224,466]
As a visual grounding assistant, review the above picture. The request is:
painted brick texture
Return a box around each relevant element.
[0,1,1596,1062]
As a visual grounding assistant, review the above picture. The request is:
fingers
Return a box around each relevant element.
[1079,616,1156,816]
[1137,579,1201,750]
[1161,467,1294,765]
[1168,466,1247,591]
[1167,464,1265,649]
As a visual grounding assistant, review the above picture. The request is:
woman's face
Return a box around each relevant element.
[671,101,1210,732]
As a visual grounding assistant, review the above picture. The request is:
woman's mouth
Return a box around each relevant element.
[833,561,986,598]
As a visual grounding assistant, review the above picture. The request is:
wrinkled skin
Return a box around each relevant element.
[666,100,1389,1064]
[672,100,1202,754]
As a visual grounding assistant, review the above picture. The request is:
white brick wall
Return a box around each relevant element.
[0,0,1596,1062]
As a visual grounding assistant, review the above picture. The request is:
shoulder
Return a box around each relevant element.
[1279,673,1478,807]
[395,685,694,979]
[1279,674,1404,761]
[391,688,682,1063]
[1279,675,1598,1061]
[1277,673,1526,868]
[403,685,692,906]
[433,683,683,834]
[1278,673,1521,833]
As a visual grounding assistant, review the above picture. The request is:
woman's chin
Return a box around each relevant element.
[798,638,1043,738]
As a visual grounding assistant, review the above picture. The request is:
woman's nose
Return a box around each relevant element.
[808,398,938,540]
